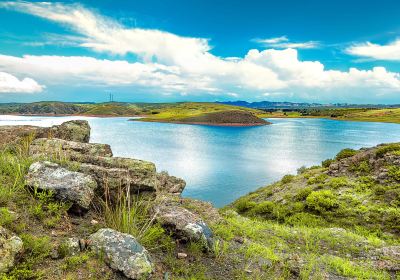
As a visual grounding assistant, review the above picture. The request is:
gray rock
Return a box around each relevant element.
[0,227,23,273]
[0,120,90,149]
[78,162,157,198]
[89,228,154,279]
[30,138,113,160]
[26,161,97,211]
[156,171,186,195]
[60,237,81,256]
[154,203,214,250]
[49,120,90,143]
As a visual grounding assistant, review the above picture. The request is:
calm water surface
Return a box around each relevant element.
[1,115,400,207]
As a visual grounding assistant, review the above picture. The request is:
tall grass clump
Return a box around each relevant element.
[101,183,168,250]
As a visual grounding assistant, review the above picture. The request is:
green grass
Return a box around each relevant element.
[265,107,400,124]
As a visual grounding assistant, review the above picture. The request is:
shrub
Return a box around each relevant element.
[307,174,328,185]
[328,177,349,189]
[335,148,357,160]
[297,166,307,174]
[234,198,256,213]
[306,190,339,213]
[375,143,400,158]
[294,187,313,201]
[387,165,400,181]
[252,201,275,215]
[285,213,327,227]
[349,160,371,175]
[322,159,333,168]
[281,174,295,184]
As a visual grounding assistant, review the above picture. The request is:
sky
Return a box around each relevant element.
[0,0,399,104]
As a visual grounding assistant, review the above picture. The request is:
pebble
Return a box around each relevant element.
[177,252,187,259]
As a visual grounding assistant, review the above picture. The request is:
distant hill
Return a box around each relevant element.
[219,100,400,110]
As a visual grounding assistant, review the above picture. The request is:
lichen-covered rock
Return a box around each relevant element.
[78,162,157,197]
[154,202,214,250]
[30,138,113,160]
[0,120,90,149]
[0,227,23,273]
[48,120,90,143]
[60,237,81,257]
[156,171,186,195]
[26,161,97,211]
[88,228,154,279]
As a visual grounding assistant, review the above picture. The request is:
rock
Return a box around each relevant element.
[30,138,113,160]
[78,160,157,199]
[0,120,91,149]
[370,246,400,271]
[48,120,90,143]
[88,228,154,279]
[177,252,187,259]
[156,171,186,195]
[26,161,97,212]
[0,227,23,273]
[63,237,81,256]
[90,219,99,225]
[154,203,214,250]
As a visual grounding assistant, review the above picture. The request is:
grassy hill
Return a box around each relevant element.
[263,108,400,124]
[136,102,269,125]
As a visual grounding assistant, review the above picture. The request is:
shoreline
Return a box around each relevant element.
[1,113,399,125]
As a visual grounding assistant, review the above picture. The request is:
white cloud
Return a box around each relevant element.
[254,36,320,49]
[346,39,400,61]
[0,2,399,102]
[0,71,43,93]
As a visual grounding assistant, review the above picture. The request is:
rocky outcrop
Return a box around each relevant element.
[26,161,97,212]
[30,138,113,160]
[0,227,23,273]
[156,171,186,195]
[47,120,90,143]
[0,120,90,148]
[154,200,214,250]
[88,228,154,279]
[328,143,400,182]
[29,137,183,198]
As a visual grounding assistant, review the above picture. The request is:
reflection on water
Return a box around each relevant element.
[1,115,400,207]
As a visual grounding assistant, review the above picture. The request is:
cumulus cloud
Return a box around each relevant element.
[254,36,320,49]
[0,72,43,93]
[346,39,400,61]
[0,1,399,102]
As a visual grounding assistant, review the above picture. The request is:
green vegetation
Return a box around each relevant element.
[263,107,400,124]
[134,102,268,124]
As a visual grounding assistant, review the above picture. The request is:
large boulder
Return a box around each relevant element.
[154,202,214,250]
[156,171,186,195]
[88,228,154,279]
[0,227,23,273]
[47,120,90,143]
[26,161,97,212]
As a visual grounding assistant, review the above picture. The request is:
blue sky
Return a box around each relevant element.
[0,0,399,104]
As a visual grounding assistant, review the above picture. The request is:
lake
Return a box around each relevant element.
[1,115,400,207]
